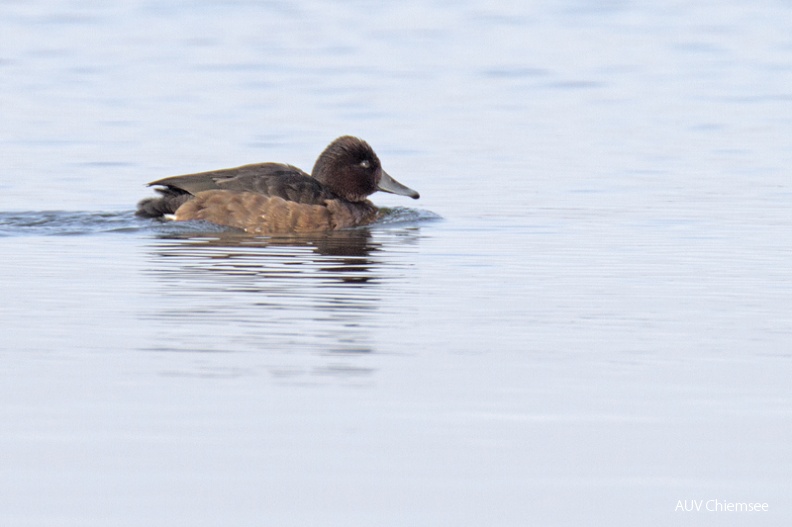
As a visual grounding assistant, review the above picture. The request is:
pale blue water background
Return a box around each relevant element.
[1,1,791,525]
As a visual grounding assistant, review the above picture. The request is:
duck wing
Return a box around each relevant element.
[148,163,332,205]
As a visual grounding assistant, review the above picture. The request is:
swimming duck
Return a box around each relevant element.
[136,136,419,234]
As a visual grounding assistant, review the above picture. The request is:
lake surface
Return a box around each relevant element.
[1,0,791,525]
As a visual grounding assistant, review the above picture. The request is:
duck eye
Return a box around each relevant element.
[359,160,371,168]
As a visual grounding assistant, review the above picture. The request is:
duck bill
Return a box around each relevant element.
[378,170,420,199]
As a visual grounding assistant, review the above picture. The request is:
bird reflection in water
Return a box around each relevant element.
[142,226,421,358]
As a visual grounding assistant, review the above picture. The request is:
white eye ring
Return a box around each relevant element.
[359,160,371,168]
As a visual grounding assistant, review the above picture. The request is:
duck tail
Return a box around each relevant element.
[135,187,193,218]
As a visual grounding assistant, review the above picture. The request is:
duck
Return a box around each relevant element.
[136,136,419,234]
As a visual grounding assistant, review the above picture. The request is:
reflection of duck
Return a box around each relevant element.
[143,224,424,355]
[155,227,380,258]
[136,136,420,234]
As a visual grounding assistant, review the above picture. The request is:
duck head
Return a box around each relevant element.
[311,136,420,202]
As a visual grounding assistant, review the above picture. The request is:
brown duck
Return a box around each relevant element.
[136,136,419,234]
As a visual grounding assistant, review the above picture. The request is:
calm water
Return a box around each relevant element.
[1,1,791,525]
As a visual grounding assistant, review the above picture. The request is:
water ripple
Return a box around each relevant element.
[0,210,143,237]
[0,207,439,237]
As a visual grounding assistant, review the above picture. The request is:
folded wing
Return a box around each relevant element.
[138,163,334,218]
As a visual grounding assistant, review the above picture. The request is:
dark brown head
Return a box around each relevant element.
[311,136,420,202]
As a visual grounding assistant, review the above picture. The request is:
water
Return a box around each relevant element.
[1,1,791,525]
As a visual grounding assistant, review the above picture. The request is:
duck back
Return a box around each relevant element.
[136,163,334,218]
